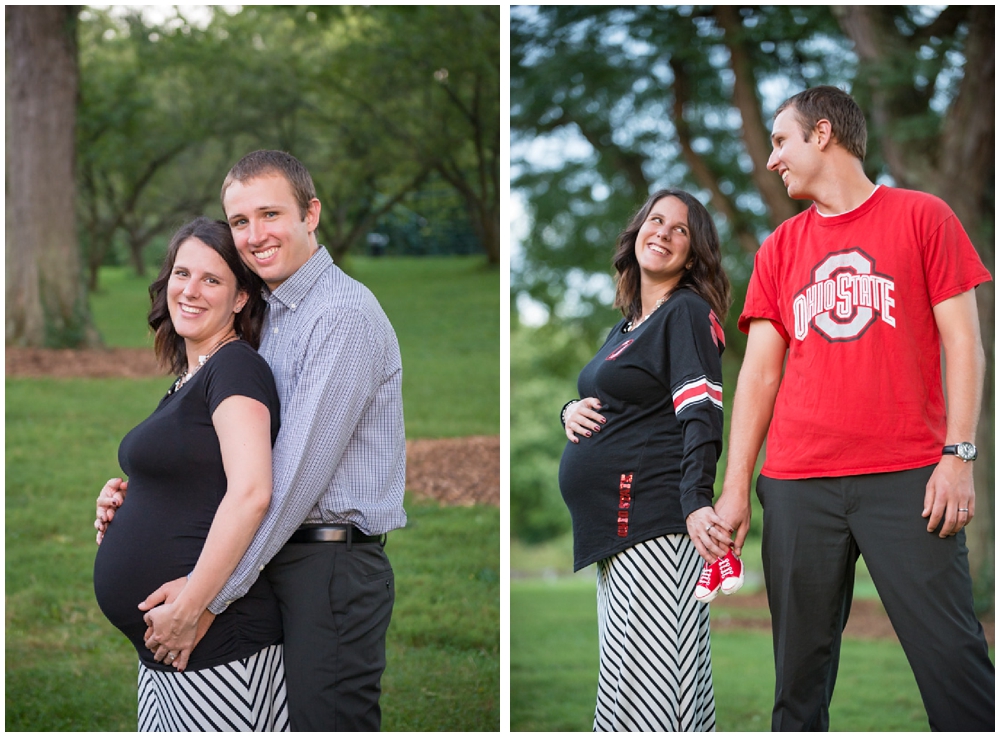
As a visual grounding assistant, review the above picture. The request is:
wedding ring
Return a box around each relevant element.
[706,524,713,533]
[958,508,969,513]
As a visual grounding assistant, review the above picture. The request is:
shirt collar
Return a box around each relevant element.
[265,246,332,308]
[814,184,882,218]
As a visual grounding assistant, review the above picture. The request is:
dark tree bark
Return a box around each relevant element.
[6,6,97,346]
[713,6,802,231]
[670,57,761,255]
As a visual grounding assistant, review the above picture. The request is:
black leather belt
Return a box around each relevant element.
[288,524,383,545]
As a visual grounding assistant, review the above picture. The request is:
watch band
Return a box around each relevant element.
[942,443,977,462]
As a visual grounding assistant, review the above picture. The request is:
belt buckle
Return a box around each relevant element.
[318,527,348,543]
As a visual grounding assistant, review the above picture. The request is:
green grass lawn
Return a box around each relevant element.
[6,256,499,730]
[511,533,993,731]
[511,578,936,732]
[349,256,500,438]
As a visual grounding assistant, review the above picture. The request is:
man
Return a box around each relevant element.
[709,86,993,730]
[97,150,407,730]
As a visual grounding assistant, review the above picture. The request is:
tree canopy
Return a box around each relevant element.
[512,5,991,341]
[75,4,500,291]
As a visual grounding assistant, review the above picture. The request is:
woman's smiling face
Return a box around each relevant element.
[634,195,692,287]
[166,237,247,355]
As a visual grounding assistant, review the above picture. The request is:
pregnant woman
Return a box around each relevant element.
[93,217,287,731]
[558,189,733,731]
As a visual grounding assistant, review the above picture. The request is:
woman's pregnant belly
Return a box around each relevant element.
[93,493,207,646]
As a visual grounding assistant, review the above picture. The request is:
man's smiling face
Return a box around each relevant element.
[224,173,320,290]
[767,106,824,201]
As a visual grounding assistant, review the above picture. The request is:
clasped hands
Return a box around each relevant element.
[688,486,752,565]
[139,577,216,671]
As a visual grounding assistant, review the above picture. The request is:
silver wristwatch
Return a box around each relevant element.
[942,442,978,462]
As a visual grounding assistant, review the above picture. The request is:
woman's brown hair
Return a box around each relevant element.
[148,217,267,375]
[612,189,732,324]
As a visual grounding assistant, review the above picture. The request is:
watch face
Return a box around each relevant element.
[957,442,977,461]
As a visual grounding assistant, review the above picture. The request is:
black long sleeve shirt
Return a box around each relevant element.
[559,289,725,571]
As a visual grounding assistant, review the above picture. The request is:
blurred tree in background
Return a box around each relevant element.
[6,7,98,347]
[5,5,500,347]
[511,5,994,608]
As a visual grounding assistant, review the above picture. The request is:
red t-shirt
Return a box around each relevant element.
[740,186,991,479]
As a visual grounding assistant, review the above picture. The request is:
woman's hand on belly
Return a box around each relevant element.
[564,397,607,443]
[94,477,127,545]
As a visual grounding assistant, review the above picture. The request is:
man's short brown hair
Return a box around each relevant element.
[776,86,867,162]
[221,150,317,220]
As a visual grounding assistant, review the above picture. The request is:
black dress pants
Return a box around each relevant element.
[265,538,395,731]
[757,466,994,732]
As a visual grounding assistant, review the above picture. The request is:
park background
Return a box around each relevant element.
[5,6,499,731]
[509,6,994,731]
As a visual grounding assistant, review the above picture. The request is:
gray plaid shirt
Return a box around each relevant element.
[210,247,407,613]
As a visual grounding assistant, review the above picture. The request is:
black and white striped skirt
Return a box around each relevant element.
[594,534,716,732]
[137,643,289,732]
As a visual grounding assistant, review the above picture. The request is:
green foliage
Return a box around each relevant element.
[510,4,993,610]
[510,578,965,732]
[372,181,482,257]
[87,267,156,348]
[510,5,982,343]
[510,322,603,542]
[75,5,501,284]
[511,5,846,339]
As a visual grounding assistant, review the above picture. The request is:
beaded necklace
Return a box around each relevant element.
[168,331,237,395]
[625,294,669,332]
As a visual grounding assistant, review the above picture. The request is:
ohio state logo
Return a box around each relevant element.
[793,249,896,342]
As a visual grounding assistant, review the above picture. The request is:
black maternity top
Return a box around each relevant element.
[558,289,726,571]
[93,340,283,671]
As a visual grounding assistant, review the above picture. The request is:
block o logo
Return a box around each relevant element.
[793,249,896,343]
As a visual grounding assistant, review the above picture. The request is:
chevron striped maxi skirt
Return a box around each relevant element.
[594,534,716,732]
[137,643,290,732]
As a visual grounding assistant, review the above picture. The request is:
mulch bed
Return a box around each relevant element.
[6,346,163,378]
[406,436,499,507]
[6,347,500,508]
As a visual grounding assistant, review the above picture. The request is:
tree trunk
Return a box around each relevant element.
[670,58,761,255]
[479,202,501,265]
[714,5,803,230]
[6,7,96,347]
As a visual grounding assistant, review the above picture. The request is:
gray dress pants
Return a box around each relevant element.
[265,537,395,731]
[757,465,993,732]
